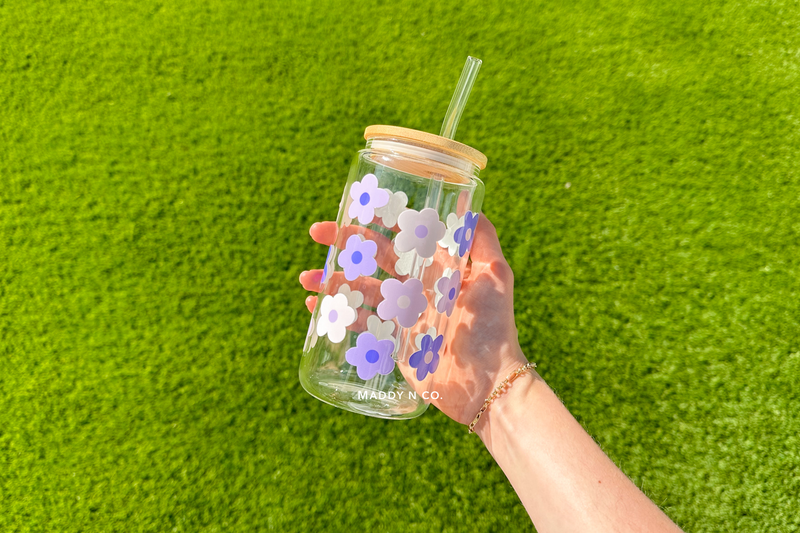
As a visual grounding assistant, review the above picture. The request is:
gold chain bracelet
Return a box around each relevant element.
[468,362,536,434]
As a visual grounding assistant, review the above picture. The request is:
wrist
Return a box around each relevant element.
[474,364,547,447]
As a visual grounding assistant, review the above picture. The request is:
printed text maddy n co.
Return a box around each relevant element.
[357,390,442,400]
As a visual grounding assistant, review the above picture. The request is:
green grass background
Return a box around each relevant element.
[2,0,799,530]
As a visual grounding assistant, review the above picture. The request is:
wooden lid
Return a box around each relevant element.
[364,125,487,170]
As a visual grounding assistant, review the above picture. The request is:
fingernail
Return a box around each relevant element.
[310,271,322,283]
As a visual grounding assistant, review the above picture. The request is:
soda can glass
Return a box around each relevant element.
[300,125,487,419]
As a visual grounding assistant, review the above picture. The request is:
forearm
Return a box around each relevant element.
[475,364,682,533]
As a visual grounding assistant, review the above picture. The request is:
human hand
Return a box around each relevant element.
[299,214,529,425]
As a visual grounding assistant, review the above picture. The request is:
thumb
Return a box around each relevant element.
[469,214,508,267]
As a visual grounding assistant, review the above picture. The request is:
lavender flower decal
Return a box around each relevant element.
[395,208,446,259]
[377,278,428,328]
[348,174,390,225]
[337,235,378,281]
[435,269,461,317]
[346,332,396,380]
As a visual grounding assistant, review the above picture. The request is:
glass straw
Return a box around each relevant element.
[439,56,482,140]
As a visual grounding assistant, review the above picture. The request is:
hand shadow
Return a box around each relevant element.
[394,264,527,426]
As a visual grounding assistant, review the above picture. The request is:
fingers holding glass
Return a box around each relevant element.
[305,295,317,313]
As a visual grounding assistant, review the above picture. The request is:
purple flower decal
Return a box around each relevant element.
[395,208,447,259]
[435,269,461,317]
[337,235,378,281]
[377,278,428,328]
[348,174,390,225]
[453,211,478,257]
[409,332,443,381]
[346,331,396,380]
[321,245,334,283]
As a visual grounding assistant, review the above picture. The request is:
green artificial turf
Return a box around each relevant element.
[2,0,800,530]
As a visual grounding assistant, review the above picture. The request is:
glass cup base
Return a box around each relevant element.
[299,365,429,420]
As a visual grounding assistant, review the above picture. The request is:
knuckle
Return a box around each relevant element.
[491,260,514,283]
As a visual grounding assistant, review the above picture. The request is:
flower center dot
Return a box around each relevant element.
[359,192,370,206]
[448,288,456,300]
[328,310,338,322]
[365,349,380,364]
[464,228,473,241]
[415,225,428,239]
[424,350,434,365]
[351,251,363,264]
[397,295,410,309]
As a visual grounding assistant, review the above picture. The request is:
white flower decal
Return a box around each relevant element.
[348,174,390,225]
[393,243,433,276]
[366,315,396,352]
[395,208,446,259]
[316,293,356,344]
[337,283,364,309]
[341,195,353,227]
[414,326,438,351]
[304,317,319,351]
[438,213,463,256]
[374,190,408,228]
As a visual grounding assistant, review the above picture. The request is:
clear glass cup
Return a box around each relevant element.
[299,125,487,419]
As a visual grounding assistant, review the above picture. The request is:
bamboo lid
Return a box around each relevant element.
[364,125,487,170]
